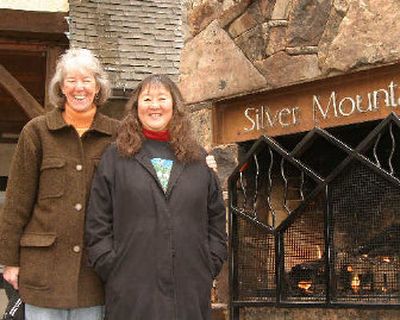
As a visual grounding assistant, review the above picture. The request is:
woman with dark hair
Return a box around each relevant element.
[85,74,227,320]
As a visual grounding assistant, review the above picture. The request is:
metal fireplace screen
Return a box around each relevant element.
[282,192,326,303]
[229,113,400,316]
[234,215,276,302]
[331,160,400,303]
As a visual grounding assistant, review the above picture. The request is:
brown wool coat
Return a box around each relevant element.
[0,107,118,308]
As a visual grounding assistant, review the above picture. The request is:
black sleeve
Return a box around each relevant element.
[85,146,117,282]
[207,169,228,278]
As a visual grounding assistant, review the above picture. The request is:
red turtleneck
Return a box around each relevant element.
[142,128,170,141]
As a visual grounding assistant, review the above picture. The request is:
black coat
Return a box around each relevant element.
[85,143,227,320]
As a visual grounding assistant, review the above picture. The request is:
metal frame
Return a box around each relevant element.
[228,113,400,319]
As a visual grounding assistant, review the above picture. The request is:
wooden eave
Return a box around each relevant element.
[0,9,68,43]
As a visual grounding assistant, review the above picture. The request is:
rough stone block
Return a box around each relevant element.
[180,20,267,104]
[271,0,291,20]
[259,0,277,19]
[228,11,258,38]
[218,0,252,28]
[187,106,213,149]
[234,25,266,61]
[187,0,222,36]
[254,51,321,88]
[287,0,331,46]
[265,25,287,56]
[211,305,228,320]
[319,0,400,73]
[210,144,238,193]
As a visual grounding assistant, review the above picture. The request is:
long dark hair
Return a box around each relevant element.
[116,74,202,162]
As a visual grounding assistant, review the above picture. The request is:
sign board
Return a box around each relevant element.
[213,64,400,144]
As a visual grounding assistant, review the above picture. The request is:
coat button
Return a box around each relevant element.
[74,203,83,211]
[76,164,83,171]
[73,245,81,253]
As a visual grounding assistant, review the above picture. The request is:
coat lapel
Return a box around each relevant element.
[134,149,164,192]
[165,160,185,198]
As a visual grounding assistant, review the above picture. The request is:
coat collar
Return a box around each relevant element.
[46,107,114,136]
[134,146,185,198]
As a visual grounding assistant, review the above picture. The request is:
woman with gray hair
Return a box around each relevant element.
[0,48,117,320]
[0,48,217,320]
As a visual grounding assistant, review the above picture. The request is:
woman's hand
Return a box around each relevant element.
[3,266,19,290]
[206,155,218,172]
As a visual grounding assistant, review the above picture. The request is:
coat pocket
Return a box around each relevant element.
[200,242,215,279]
[39,158,66,199]
[206,245,217,278]
[94,249,117,282]
[19,232,57,290]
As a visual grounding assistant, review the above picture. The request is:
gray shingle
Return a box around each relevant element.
[69,0,183,89]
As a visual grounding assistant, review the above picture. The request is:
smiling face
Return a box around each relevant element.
[61,68,99,113]
[138,84,173,132]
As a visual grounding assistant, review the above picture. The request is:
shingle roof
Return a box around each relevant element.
[69,0,183,90]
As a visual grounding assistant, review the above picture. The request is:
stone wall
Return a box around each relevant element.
[180,1,400,319]
[240,307,400,320]
[181,0,400,104]
[181,0,400,179]
[181,0,400,207]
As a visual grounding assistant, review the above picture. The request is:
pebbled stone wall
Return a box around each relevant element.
[181,1,400,319]
[240,307,400,320]
[181,0,400,104]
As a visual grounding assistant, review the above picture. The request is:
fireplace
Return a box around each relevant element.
[228,113,400,319]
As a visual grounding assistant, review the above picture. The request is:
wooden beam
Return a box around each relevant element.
[0,104,29,121]
[0,120,25,134]
[0,137,18,144]
[0,10,68,43]
[0,64,44,119]
[0,9,67,35]
[45,46,64,111]
[0,41,48,52]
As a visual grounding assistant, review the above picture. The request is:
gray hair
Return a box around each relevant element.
[48,48,111,108]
